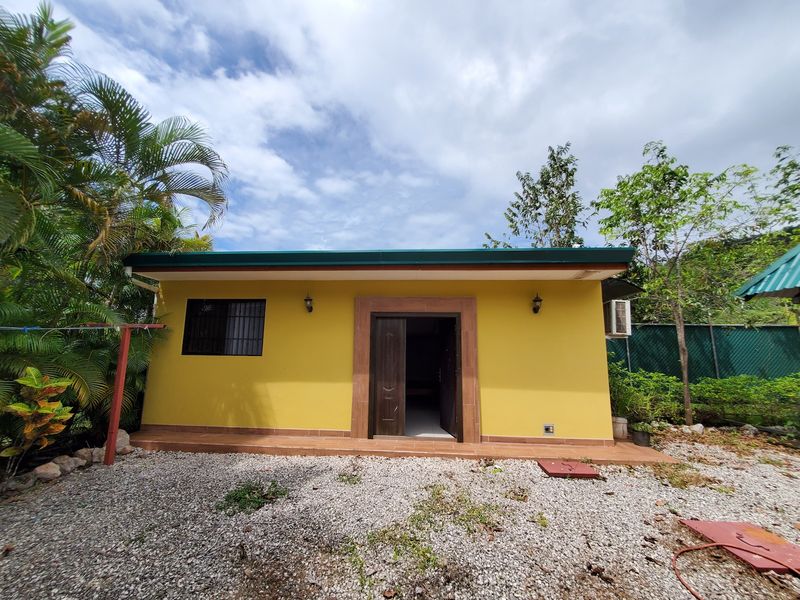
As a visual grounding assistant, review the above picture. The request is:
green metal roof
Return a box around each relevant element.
[735,243,800,300]
[124,247,635,269]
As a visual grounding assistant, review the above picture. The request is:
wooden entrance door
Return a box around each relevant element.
[438,319,460,439]
[371,317,406,436]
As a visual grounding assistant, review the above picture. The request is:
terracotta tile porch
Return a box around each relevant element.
[131,426,676,465]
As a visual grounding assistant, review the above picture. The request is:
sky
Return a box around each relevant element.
[6,1,800,250]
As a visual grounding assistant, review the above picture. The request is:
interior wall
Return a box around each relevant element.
[142,279,613,440]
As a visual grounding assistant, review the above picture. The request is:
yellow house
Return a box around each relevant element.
[124,247,633,451]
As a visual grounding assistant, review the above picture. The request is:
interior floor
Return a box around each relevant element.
[405,395,454,439]
[405,317,458,439]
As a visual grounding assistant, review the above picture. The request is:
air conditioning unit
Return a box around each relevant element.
[604,299,631,338]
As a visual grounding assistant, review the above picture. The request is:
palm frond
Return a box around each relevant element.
[0,123,59,183]
[0,379,14,404]
[0,181,36,251]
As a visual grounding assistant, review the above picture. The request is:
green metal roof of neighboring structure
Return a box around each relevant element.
[735,243,800,301]
[123,247,635,269]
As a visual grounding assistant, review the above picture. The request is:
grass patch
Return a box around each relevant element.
[337,459,363,485]
[476,457,503,474]
[529,512,548,528]
[656,428,800,457]
[691,455,721,466]
[345,483,502,593]
[758,455,788,467]
[504,486,529,502]
[215,481,287,515]
[407,484,502,535]
[337,472,362,485]
[367,524,440,571]
[712,484,736,495]
[650,463,720,490]
[343,537,372,594]
[453,492,502,534]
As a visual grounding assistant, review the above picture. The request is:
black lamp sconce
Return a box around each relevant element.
[304,294,314,313]
[532,293,543,314]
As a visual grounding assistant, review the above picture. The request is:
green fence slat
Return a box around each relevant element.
[606,325,800,381]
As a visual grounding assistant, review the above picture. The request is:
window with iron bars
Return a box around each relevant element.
[182,299,266,356]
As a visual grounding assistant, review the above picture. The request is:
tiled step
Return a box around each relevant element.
[130,430,676,465]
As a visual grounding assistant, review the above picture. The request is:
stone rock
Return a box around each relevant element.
[52,455,85,474]
[74,448,94,464]
[6,472,36,491]
[740,424,759,437]
[101,430,130,455]
[689,424,705,435]
[33,462,61,481]
[114,430,130,451]
[118,445,135,456]
[680,426,691,434]
[92,447,105,464]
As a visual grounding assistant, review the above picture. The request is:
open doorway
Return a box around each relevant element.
[370,315,461,440]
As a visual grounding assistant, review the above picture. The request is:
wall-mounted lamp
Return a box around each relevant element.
[532,293,543,314]
[304,294,314,313]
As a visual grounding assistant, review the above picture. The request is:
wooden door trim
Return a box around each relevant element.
[351,297,480,443]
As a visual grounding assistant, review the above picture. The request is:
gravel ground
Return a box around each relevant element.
[1,440,799,600]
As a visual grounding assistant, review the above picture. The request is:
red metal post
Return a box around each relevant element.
[104,326,132,466]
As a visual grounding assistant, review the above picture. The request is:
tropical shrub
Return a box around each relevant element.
[0,4,227,446]
[692,373,800,427]
[608,359,682,423]
[608,359,800,428]
[1,367,74,483]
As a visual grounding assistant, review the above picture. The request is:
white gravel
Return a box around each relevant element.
[1,441,799,599]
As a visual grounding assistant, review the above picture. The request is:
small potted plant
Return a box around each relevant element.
[629,422,654,447]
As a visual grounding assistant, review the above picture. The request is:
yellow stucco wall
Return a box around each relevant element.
[142,279,613,440]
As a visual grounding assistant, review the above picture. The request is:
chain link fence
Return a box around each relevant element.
[607,324,800,381]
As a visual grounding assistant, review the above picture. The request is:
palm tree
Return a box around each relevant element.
[0,3,228,448]
[67,71,228,262]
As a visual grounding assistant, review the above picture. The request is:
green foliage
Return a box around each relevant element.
[504,486,529,502]
[609,359,800,428]
[215,481,287,515]
[342,537,372,595]
[629,422,654,433]
[608,359,682,423]
[1,367,74,485]
[367,524,440,571]
[651,463,719,490]
[336,471,362,485]
[486,142,586,248]
[0,3,229,444]
[633,228,800,324]
[529,512,548,528]
[594,141,798,424]
[691,373,800,427]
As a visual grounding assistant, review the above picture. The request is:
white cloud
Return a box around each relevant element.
[7,0,800,250]
[315,176,357,196]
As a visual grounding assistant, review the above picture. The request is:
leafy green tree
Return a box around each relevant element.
[593,141,795,425]
[0,3,228,450]
[486,143,586,248]
[669,229,800,326]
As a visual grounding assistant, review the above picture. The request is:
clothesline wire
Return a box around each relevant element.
[0,324,164,333]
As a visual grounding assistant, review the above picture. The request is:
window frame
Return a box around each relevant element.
[181,298,266,357]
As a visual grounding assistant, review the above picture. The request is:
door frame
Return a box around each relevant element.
[370,313,461,440]
[351,297,480,443]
